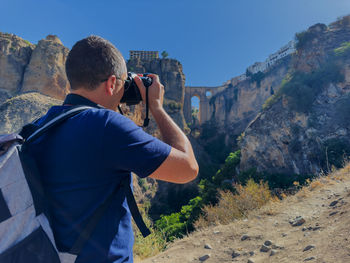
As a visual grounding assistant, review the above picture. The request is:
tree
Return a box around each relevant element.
[161,50,169,58]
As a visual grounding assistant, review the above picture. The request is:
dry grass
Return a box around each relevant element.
[133,206,167,261]
[194,180,271,229]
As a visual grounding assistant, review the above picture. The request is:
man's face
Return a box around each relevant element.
[110,71,128,109]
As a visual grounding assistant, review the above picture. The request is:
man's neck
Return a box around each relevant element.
[70,90,103,106]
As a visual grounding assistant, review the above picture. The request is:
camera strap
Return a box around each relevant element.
[143,86,150,127]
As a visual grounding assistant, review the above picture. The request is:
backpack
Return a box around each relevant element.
[0,106,150,263]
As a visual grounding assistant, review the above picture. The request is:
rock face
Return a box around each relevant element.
[209,58,290,135]
[0,92,62,134]
[0,33,34,98]
[239,16,350,175]
[22,35,70,100]
[0,33,70,101]
[127,58,187,130]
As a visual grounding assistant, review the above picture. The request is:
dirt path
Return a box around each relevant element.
[139,166,350,263]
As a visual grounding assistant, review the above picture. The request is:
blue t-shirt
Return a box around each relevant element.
[29,95,171,263]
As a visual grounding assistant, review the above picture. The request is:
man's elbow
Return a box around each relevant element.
[181,161,199,184]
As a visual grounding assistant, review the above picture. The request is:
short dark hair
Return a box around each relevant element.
[66,35,126,90]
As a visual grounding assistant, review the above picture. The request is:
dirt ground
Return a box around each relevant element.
[139,166,350,263]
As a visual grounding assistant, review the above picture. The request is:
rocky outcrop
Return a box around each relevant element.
[0,92,62,134]
[293,17,350,72]
[0,33,34,98]
[0,33,70,101]
[127,58,187,131]
[209,58,290,136]
[21,35,70,100]
[239,16,350,175]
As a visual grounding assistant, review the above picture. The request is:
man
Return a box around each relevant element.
[28,35,198,262]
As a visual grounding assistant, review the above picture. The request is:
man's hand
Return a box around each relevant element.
[134,73,198,184]
[134,74,164,113]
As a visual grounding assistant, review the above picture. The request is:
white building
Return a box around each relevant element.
[224,40,296,87]
[266,40,296,67]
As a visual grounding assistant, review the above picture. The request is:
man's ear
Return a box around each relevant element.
[105,75,117,96]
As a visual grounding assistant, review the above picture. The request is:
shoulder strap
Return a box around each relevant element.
[24,106,93,145]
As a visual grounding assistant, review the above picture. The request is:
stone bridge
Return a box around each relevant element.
[184,86,225,125]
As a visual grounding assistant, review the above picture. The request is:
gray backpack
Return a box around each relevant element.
[0,105,150,263]
[0,106,91,263]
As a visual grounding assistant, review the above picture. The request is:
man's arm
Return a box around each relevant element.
[134,74,198,184]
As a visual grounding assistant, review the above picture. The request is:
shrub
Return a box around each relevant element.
[295,25,326,50]
[164,100,182,113]
[251,71,265,88]
[154,196,203,241]
[23,39,31,46]
[133,206,167,259]
[334,42,350,58]
[277,61,343,112]
[322,138,350,170]
[194,179,271,228]
[237,167,314,190]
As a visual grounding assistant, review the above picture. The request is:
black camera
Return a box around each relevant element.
[120,72,152,105]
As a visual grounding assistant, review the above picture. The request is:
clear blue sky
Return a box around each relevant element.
[1,0,349,86]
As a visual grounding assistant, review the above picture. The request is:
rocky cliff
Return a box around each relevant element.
[239,16,350,176]
[209,57,291,136]
[0,33,34,102]
[0,33,69,101]
[0,33,187,135]
[21,35,70,100]
[0,92,62,133]
[127,58,187,131]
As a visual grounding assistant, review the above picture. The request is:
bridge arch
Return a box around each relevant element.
[184,86,225,125]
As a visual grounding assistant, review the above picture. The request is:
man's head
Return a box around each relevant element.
[65,35,127,110]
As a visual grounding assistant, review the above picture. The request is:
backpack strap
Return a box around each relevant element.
[23,106,93,145]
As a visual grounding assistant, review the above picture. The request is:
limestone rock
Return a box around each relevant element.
[22,35,70,100]
[0,33,34,95]
[0,92,62,134]
[239,17,350,176]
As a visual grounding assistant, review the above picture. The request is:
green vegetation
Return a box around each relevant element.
[23,39,31,46]
[295,24,327,50]
[263,47,346,112]
[195,179,271,228]
[161,51,169,58]
[237,167,314,190]
[154,150,241,241]
[334,41,350,58]
[246,70,265,88]
[322,138,350,170]
[164,100,182,113]
[133,206,167,260]
[251,71,265,88]
[295,30,317,50]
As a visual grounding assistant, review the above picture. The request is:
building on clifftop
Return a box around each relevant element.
[129,50,159,60]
